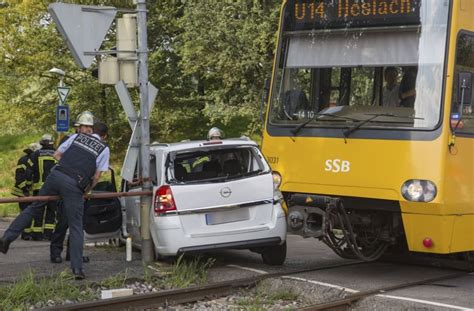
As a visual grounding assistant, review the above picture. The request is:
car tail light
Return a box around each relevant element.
[154,185,177,216]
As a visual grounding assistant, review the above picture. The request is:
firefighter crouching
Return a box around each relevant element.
[29,134,58,240]
[11,142,41,240]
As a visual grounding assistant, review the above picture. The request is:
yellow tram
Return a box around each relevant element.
[262,0,474,260]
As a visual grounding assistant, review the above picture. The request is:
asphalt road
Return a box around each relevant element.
[204,234,474,310]
[0,218,473,310]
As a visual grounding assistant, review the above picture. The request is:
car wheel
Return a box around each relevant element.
[152,245,172,262]
[261,241,287,265]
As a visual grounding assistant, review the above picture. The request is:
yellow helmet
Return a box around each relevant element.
[76,111,94,126]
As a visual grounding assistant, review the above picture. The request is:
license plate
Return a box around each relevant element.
[205,208,249,225]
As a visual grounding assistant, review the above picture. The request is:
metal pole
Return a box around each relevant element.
[136,0,153,263]
[0,191,153,204]
[57,75,65,143]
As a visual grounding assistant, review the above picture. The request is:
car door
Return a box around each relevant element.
[84,168,123,241]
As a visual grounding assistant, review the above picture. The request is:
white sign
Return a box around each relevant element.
[48,3,116,69]
[57,86,71,104]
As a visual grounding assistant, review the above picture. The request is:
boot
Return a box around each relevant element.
[0,237,10,254]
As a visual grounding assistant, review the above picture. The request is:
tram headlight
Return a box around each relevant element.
[401,180,437,202]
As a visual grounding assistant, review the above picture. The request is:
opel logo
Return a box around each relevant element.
[219,187,232,198]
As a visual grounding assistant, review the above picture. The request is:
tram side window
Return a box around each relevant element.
[452,32,474,135]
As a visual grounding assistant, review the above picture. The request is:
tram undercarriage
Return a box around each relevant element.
[286,194,404,261]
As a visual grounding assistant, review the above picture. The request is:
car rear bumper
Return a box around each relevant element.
[150,203,287,256]
[178,237,282,254]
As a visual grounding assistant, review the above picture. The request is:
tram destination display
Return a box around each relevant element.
[285,0,421,31]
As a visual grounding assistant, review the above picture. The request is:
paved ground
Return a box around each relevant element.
[1,218,473,310]
[0,215,343,285]
[0,218,146,285]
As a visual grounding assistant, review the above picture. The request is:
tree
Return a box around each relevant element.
[177,0,280,138]
[0,0,281,148]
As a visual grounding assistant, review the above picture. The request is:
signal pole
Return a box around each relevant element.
[136,0,153,263]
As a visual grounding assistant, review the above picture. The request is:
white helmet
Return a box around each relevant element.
[40,134,54,145]
[76,111,94,126]
[207,127,224,140]
[26,142,42,152]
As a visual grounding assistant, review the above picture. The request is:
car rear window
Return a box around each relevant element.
[168,146,267,183]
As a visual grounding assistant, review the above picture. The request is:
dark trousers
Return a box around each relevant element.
[30,191,57,239]
[3,170,85,270]
[50,202,69,259]
[18,202,32,237]
[42,200,58,238]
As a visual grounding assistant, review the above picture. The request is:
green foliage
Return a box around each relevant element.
[163,255,215,288]
[0,133,41,217]
[0,0,283,216]
[1,0,280,145]
[99,269,128,289]
[177,0,279,138]
[144,255,215,289]
[0,269,96,310]
[235,282,300,310]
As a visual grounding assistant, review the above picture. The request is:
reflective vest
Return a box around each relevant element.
[31,146,57,191]
[11,151,34,197]
[59,133,106,181]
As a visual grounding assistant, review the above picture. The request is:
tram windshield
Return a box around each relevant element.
[269,0,449,131]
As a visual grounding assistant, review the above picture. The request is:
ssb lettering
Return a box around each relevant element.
[325,159,350,173]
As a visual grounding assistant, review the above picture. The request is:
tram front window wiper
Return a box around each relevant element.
[343,113,424,138]
[291,111,358,136]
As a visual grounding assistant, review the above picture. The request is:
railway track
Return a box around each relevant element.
[43,259,471,311]
[44,261,365,310]
[298,271,468,310]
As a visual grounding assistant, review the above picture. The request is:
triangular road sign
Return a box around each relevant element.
[48,3,116,69]
[57,86,71,104]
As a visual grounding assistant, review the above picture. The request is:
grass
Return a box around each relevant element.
[165,255,215,288]
[0,257,215,310]
[99,269,128,289]
[0,269,96,310]
[235,282,300,310]
[0,133,41,217]
[146,255,216,289]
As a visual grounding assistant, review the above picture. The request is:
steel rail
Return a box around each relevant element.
[0,191,153,204]
[44,261,366,311]
[297,271,468,311]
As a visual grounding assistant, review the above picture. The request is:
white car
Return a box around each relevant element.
[122,138,287,265]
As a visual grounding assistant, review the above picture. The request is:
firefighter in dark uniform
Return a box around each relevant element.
[11,142,41,240]
[28,134,58,240]
[0,111,110,280]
